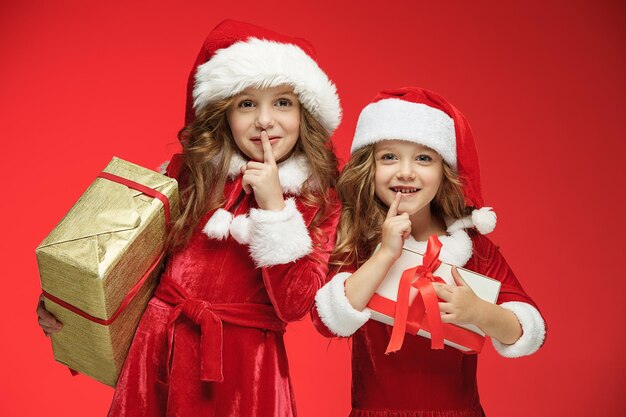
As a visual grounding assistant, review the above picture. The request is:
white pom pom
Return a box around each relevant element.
[230,215,251,244]
[472,207,497,234]
[203,209,233,240]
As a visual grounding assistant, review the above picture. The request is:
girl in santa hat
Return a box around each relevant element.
[37,19,342,417]
[313,87,546,417]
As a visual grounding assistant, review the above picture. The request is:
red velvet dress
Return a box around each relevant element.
[109,163,340,417]
[313,231,546,417]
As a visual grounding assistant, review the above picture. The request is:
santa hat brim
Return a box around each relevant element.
[351,98,457,169]
[193,37,341,134]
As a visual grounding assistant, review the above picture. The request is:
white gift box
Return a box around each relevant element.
[368,239,501,353]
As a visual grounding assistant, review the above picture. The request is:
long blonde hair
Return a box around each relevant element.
[167,97,338,250]
[330,144,470,267]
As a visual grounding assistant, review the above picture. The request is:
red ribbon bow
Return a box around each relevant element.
[385,235,446,354]
[154,277,286,383]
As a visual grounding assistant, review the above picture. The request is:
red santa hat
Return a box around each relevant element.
[184,19,342,134]
[350,87,496,234]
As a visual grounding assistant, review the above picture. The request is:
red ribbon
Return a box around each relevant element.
[97,172,172,231]
[155,277,286,383]
[42,252,164,325]
[381,235,446,354]
[42,171,172,325]
[368,294,485,353]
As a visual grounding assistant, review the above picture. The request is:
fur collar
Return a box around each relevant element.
[403,226,474,267]
[222,152,311,195]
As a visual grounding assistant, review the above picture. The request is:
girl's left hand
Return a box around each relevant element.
[434,266,487,326]
[241,131,286,211]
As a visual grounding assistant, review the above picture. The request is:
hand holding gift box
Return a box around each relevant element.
[36,157,179,386]
[367,235,501,354]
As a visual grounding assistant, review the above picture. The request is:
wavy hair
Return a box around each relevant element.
[330,144,471,267]
[167,97,338,250]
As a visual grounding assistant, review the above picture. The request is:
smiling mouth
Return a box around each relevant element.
[391,187,420,194]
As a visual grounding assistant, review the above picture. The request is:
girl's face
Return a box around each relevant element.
[227,85,301,162]
[374,140,444,216]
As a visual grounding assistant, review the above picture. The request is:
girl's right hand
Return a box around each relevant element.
[37,294,63,336]
[379,192,412,261]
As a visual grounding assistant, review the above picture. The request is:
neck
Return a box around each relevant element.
[409,208,447,242]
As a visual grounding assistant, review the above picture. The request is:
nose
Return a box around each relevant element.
[255,105,275,130]
[396,160,416,180]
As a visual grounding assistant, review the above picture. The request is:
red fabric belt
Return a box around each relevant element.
[154,276,286,383]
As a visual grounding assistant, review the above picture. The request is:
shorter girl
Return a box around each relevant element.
[313,87,546,417]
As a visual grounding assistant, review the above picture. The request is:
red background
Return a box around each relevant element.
[2,1,625,416]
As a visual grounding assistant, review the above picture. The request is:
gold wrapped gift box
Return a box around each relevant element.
[36,157,179,386]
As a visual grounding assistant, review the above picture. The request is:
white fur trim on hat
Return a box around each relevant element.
[229,215,251,244]
[248,198,312,267]
[351,98,457,168]
[315,272,371,337]
[193,37,341,134]
[492,301,546,358]
[203,208,233,240]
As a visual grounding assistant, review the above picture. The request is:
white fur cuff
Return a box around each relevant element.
[315,272,371,337]
[248,198,312,267]
[492,302,546,358]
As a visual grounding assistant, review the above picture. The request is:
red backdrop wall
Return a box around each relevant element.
[2,1,624,416]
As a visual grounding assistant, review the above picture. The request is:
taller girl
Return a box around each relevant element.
[314,87,546,416]
[108,20,342,416]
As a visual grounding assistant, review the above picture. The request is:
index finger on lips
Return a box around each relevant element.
[260,131,276,165]
[386,192,402,219]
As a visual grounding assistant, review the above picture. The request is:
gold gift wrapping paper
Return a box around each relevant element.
[36,157,180,386]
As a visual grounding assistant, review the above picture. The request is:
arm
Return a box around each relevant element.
[436,267,522,344]
[312,192,411,337]
[248,195,342,322]
[436,236,546,357]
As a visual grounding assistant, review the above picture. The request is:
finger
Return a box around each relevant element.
[433,285,452,301]
[438,302,454,314]
[241,175,253,195]
[39,316,62,329]
[37,303,58,322]
[451,266,468,287]
[440,313,456,324]
[41,323,61,334]
[245,161,266,171]
[260,131,276,166]
[386,192,402,219]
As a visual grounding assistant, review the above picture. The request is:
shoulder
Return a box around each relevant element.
[469,229,500,256]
